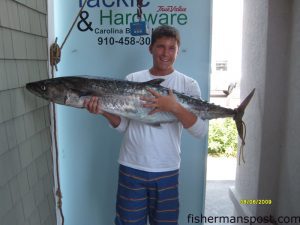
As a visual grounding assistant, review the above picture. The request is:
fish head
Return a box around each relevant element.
[26,78,71,105]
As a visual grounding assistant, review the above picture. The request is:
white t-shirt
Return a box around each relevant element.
[114,70,208,172]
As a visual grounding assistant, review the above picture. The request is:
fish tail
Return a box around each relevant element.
[234,88,255,164]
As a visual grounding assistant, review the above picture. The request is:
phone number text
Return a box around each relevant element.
[98,36,151,46]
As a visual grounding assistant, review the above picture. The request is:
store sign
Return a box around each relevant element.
[75,0,190,47]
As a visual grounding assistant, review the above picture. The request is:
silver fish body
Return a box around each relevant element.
[26,76,255,161]
[26,76,239,121]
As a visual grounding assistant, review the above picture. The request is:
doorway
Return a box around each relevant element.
[205,0,244,221]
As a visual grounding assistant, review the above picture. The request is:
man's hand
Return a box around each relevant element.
[141,88,180,115]
[84,96,104,114]
[141,88,197,128]
[84,96,121,127]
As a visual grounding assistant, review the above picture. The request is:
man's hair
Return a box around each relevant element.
[150,25,181,47]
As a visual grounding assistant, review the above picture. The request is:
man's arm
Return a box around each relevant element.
[141,88,208,138]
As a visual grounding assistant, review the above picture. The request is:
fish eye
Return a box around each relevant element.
[41,85,47,91]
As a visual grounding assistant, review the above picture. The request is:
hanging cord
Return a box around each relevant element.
[49,1,88,224]
[50,50,64,225]
[137,0,143,21]
[52,102,64,225]
[60,0,88,50]
[50,0,88,71]
[238,121,247,165]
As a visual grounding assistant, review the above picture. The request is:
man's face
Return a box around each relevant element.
[149,37,179,76]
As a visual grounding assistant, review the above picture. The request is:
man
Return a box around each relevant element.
[85,25,208,225]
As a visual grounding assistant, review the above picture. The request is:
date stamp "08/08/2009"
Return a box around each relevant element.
[240,199,272,205]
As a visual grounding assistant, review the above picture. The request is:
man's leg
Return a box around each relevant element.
[115,165,148,225]
[148,170,179,225]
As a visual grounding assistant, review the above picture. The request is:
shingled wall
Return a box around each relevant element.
[0,0,57,224]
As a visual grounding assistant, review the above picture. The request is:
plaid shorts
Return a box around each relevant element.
[115,165,179,225]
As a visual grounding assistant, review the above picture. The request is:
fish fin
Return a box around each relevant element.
[79,92,93,97]
[146,120,177,127]
[143,79,165,86]
[234,88,255,164]
[147,123,161,127]
[69,88,94,98]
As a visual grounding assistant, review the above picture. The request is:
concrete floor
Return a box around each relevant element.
[204,156,237,224]
[203,88,240,224]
